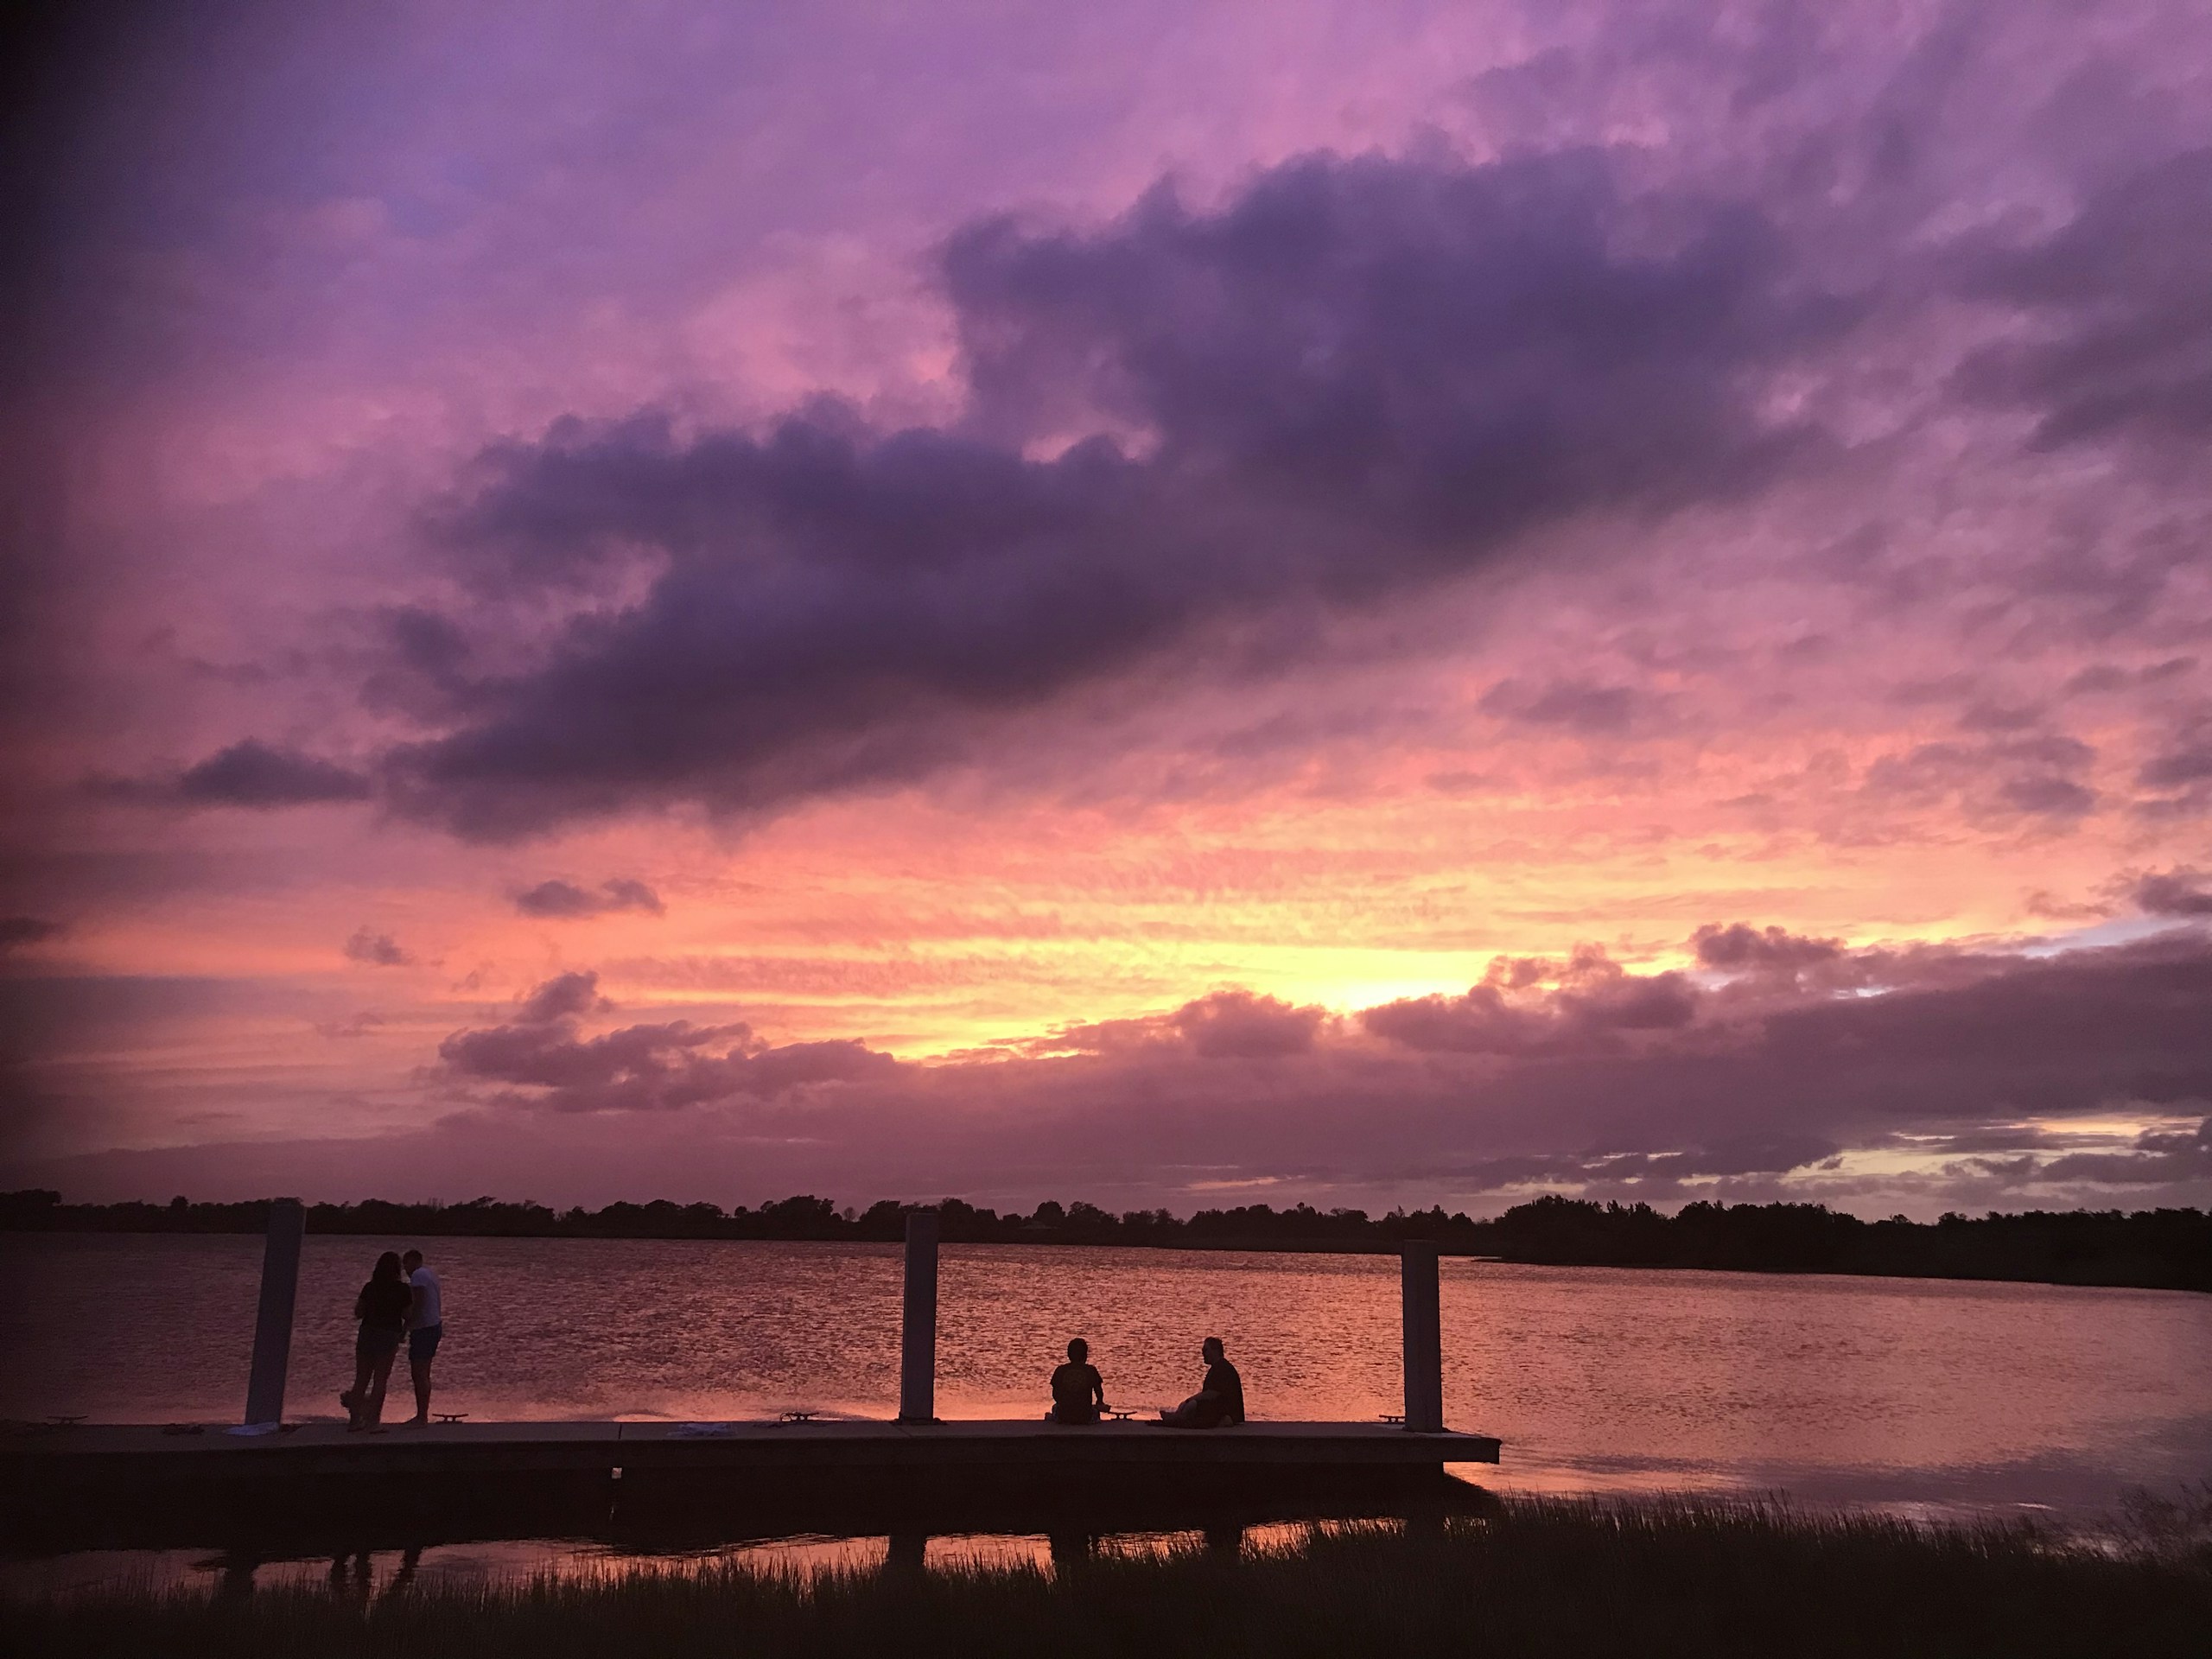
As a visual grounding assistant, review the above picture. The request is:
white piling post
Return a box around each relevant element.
[243,1198,305,1426]
[1401,1240,1443,1433]
[897,1208,939,1423]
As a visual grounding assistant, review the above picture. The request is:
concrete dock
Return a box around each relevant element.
[5,1416,1501,1478]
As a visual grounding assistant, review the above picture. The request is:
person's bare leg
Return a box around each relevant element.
[407,1352,432,1425]
[345,1352,376,1427]
[364,1351,397,1430]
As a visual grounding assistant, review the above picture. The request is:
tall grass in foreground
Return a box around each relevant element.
[15,1494,2210,1659]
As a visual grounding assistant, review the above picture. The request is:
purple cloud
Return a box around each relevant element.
[359,147,1850,839]
[1959,149,2212,448]
[2139,720,2212,791]
[513,877,664,918]
[1170,990,1327,1059]
[1361,947,1700,1055]
[1997,774,2098,820]
[1692,924,1843,974]
[517,970,609,1024]
[2133,869,2212,917]
[1479,678,1642,734]
[1860,733,2101,826]
[29,931,2212,1213]
[174,741,372,808]
[438,969,897,1112]
[342,928,413,968]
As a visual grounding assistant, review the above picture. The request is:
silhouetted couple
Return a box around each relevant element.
[340,1249,443,1431]
[1046,1335,1245,1427]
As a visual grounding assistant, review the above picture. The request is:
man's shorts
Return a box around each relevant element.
[409,1324,443,1363]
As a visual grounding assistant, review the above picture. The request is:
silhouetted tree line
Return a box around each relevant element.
[1481,1194,2210,1292]
[3,1187,2204,1292]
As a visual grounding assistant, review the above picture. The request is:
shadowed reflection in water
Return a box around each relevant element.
[7,1516,1482,1603]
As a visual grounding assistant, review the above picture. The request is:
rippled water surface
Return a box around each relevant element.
[7,1232,2207,1518]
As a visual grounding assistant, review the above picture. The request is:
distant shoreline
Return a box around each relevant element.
[6,1189,2205,1294]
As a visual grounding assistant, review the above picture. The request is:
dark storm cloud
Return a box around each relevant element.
[360,607,480,723]
[943,150,1834,526]
[1958,149,2212,448]
[1359,945,1700,1055]
[1691,923,1842,973]
[436,969,897,1111]
[2133,868,2212,917]
[513,877,664,918]
[367,149,1853,839]
[1735,935,2212,1120]
[1314,932,2212,1194]
[2033,1119,2212,1186]
[174,740,372,807]
[1168,990,1327,1058]
[1198,929,2212,1200]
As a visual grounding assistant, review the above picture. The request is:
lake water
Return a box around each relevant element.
[5,1233,2209,1596]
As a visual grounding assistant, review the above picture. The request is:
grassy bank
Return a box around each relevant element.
[14,1495,2211,1658]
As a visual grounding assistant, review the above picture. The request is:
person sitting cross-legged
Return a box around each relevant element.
[1156,1336,1245,1427]
[1046,1338,1109,1424]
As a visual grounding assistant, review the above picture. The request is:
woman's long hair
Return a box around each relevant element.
[372,1250,404,1281]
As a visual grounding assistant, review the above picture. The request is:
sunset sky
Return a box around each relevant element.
[4,0,2209,1217]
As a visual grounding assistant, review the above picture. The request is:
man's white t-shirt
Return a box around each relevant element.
[409,1266,442,1329]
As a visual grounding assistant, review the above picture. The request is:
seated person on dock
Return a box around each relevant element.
[1048,1338,1109,1423]
[1157,1336,1244,1427]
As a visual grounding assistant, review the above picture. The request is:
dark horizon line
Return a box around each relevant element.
[5,1188,2205,1294]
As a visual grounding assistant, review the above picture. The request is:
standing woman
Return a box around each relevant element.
[341,1251,412,1432]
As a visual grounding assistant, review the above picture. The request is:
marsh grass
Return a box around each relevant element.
[13,1494,2209,1658]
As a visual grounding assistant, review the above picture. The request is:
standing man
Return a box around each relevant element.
[401,1248,443,1427]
